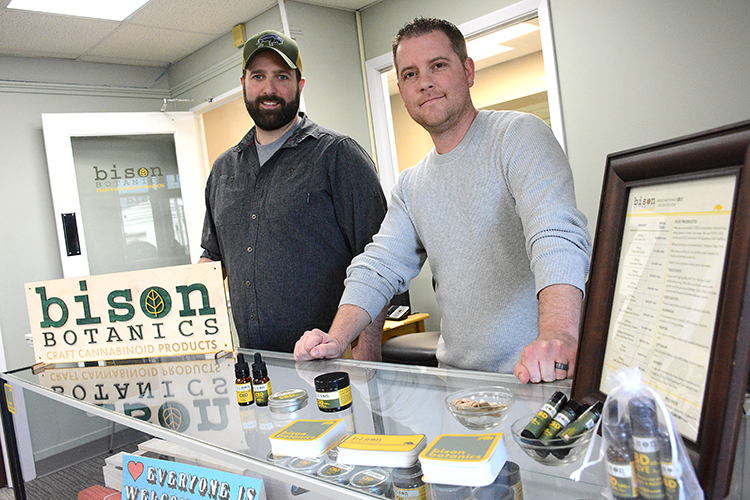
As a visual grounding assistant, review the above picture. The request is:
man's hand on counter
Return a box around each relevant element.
[294,329,346,360]
[513,331,577,383]
[514,283,582,383]
[294,304,373,361]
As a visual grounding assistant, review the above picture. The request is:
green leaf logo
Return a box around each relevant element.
[158,402,189,432]
[139,286,171,319]
[145,289,164,316]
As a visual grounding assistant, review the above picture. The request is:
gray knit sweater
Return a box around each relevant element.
[342,110,591,373]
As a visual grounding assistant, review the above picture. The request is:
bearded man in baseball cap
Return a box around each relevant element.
[199,30,388,359]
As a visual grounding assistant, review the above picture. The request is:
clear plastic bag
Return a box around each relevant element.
[570,367,704,500]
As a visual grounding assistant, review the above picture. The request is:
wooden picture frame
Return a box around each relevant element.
[571,120,750,500]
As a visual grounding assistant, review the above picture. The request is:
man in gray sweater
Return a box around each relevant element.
[294,18,591,383]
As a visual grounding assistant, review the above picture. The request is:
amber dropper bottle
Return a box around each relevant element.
[252,352,271,406]
[235,354,254,406]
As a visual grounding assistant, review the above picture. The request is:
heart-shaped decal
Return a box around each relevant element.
[128,460,144,481]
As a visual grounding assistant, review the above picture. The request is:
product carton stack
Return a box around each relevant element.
[102,449,152,491]
[77,484,119,500]
[136,438,249,475]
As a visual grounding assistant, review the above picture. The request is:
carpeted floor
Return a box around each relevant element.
[0,441,141,499]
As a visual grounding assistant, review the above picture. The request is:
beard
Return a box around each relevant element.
[244,87,301,132]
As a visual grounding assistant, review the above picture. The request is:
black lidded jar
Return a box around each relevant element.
[314,371,352,412]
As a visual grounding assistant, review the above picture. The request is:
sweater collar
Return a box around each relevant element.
[429,110,488,164]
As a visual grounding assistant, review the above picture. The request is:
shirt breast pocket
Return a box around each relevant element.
[264,189,313,220]
[214,173,250,226]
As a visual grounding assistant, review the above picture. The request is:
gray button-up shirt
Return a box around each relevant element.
[201,114,387,351]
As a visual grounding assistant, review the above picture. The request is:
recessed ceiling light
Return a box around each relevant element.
[7,0,151,21]
[468,44,513,62]
[467,22,540,61]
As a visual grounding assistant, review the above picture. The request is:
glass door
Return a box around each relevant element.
[42,112,206,278]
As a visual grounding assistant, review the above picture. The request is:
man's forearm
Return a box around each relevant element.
[329,304,373,350]
[538,283,582,340]
[514,283,583,383]
[352,306,387,361]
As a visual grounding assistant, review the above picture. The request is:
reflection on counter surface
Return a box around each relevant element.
[4,351,657,499]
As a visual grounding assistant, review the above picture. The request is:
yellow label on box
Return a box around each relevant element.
[339,434,425,452]
[420,433,503,463]
[270,419,343,441]
[4,384,16,414]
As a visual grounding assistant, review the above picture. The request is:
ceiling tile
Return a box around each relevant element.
[85,23,216,64]
[0,0,382,66]
[0,9,117,59]
[295,0,379,10]
[126,0,276,35]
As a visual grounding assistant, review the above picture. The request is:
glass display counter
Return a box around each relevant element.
[0,351,633,499]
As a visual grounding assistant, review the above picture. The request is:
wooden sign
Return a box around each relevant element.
[26,263,233,363]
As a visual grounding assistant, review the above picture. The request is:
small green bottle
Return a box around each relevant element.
[521,391,568,439]
[559,401,604,441]
[551,401,603,459]
[539,400,582,445]
[659,431,682,500]
[606,420,639,500]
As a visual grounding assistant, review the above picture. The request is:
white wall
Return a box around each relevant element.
[167,1,371,157]
[0,56,170,465]
[550,0,750,233]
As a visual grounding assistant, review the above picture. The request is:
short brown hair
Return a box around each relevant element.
[392,18,468,71]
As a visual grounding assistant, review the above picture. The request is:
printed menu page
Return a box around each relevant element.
[599,174,736,441]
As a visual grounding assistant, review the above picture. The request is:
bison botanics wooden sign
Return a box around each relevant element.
[26,263,233,363]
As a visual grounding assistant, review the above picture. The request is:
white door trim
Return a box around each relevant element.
[41,112,207,278]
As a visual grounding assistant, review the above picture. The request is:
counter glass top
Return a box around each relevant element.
[4,351,608,499]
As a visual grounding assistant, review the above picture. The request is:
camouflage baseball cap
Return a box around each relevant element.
[243,30,302,73]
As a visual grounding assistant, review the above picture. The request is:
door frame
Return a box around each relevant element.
[41,112,207,278]
[365,0,565,196]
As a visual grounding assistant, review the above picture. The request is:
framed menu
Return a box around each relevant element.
[571,120,750,500]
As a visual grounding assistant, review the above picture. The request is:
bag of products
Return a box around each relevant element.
[570,367,703,500]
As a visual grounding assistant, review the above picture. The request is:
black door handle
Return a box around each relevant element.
[61,213,81,256]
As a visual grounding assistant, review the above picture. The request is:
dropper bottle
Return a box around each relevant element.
[234,354,254,406]
[252,352,272,406]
